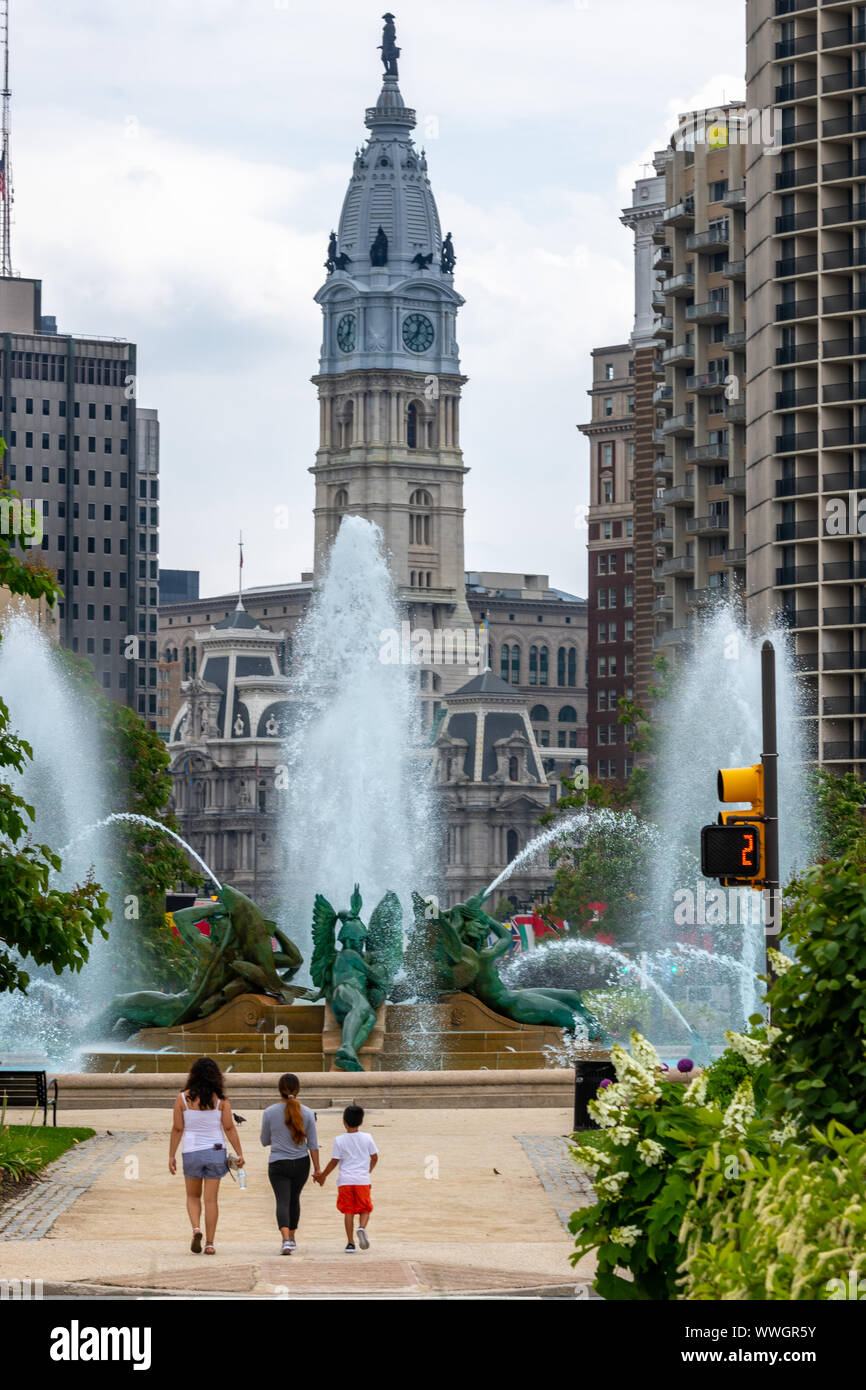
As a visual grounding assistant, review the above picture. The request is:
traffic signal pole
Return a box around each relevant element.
[761,640,781,958]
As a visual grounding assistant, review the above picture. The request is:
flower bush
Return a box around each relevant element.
[569,1031,773,1300]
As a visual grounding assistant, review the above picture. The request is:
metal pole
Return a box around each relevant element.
[761,640,781,963]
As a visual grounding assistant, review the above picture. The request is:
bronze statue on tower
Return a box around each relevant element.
[379,13,400,77]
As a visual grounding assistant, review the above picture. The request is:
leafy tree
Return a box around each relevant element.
[0,460,110,994]
[548,812,652,946]
[491,896,517,922]
[809,769,866,863]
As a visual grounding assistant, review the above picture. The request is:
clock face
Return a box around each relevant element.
[402,313,435,353]
[336,313,356,353]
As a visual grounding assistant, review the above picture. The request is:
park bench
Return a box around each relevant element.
[0,1069,58,1126]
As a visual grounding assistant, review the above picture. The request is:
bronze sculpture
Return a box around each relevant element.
[311,885,403,1071]
[89,884,306,1036]
[379,13,400,77]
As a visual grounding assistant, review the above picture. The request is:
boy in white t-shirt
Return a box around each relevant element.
[315,1105,379,1252]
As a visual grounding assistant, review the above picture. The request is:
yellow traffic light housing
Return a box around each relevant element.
[702,763,766,886]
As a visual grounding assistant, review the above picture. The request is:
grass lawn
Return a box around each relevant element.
[4,1125,95,1166]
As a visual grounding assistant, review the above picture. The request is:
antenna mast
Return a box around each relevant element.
[0,0,12,277]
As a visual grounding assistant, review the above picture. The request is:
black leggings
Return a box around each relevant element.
[268,1156,311,1231]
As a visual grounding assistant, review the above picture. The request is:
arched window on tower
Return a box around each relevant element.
[539,645,549,686]
[407,401,418,449]
[506,828,519,862]
[511,644,521,684]
[409,489,432,547]
[508,756,519,782]
[557,646,566,686]
[567,647,577,687]
[500,643,510,683]
[559,705,578,723]
[529,645,538,686]
[530,704,550,723]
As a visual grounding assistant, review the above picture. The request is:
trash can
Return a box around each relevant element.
[573,1059,617,1131]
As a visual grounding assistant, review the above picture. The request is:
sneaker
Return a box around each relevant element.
[344,1243,356,1253]
[286,1237,297,1251]
[357,1227,370,1250]
[280,1239,292,1256]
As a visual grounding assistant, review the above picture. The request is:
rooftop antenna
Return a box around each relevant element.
[1,0,12,277]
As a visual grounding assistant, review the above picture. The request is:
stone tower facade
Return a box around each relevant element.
[311,34,474,673]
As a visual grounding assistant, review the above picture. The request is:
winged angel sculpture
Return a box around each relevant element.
[311,885,404,1071]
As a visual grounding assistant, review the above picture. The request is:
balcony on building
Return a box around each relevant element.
[725,400,746,423]
[776,251,819,279]
[822,740,866,763]
[823,650,866,672]
[653,245,673,271]
[653,453,673,477]
[823,695,866,718]
[724,472,746,495]
[823,604,866,628]
[662,411,696,437]
[660,552,696,574]
[662,339,695,365]
[725,547,747,567]
[685,513,731,536]
[722,184,747,208]
[774,30,817,59]
[776,339,819,364]
[776,429,819,453]
[775,74,818,103]
[823,380,866,408]
[653,384,673,406]
[824,199,866,227]
[652,288,667,313]
[662,270,696,296]
[823,20,866,50]
[652,495,668,515]
[823,424,866,449]
[653,626,692,650]
[823,156,866,189]
[776,562,819,587]
[776,518,819,541]
[686,221,730,253]
[663,196,695,226]
[653,524,673,545]
[823,333,866,360]
[724,329,746,350]
[723,258,746,280]
[823,468,866,493]
[777,129,818,155]
[822,112,866,142]
[774,208,818,235]
[652,426,667,443]
[822,289,866,317]
[775,297,818,322]
[775,472,819,496]
[686,291,730,323]
[654,314,674,338]
[653,594,673,614]
[686,367,728,393]
[776,384,819,410]
[824,559,866,582]
[686,439,729,463]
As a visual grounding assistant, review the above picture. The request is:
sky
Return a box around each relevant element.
[11,0,746,599]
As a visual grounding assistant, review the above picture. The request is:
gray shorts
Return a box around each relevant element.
[182,1147,228,1180]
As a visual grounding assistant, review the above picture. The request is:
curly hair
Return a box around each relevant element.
[185,1056,225,1110]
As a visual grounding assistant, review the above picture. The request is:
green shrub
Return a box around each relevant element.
[767,858,866,1133]
[569,1031,773,1300]
[703,1025,772,1112]
[680,1122,866,1300]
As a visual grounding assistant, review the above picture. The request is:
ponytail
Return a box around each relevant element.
[278,1072,306,1145]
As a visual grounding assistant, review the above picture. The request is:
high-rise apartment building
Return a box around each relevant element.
[651,112,748,653]
[581,345,637,782]
[0,277,158,721]
[746,0,866,768]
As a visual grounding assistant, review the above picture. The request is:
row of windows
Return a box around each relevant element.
[31,535,128,555]
[597,621,634,644]
[597,686,632,711]
[4,432,129,453]
[598,520,633,541]
[6,465,130,487]
[597,587,633,608]
[0,397,129,421]
[597,758,633,780]
[60,602,128,623]
[528,704,578,722]
[597,550,633,575]
[537,730,581,749]
[410,571,434,587]
[22,500,128,521]
[499,645,580,687]
[597,724,621,745]
[598,654,634,677]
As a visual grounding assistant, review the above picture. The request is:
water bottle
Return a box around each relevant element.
[237,1166,247,1191]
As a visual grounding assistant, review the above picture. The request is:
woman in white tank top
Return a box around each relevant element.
[168,1057,245,1254]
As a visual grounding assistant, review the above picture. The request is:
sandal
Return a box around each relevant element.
[191,1229,203,1254]
[204,1244,216,1255]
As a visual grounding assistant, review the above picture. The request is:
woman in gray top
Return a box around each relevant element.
[260,1072,321,1254]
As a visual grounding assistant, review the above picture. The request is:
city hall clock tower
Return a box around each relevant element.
[311,17,474,654]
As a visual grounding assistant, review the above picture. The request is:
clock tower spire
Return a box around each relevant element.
[311,15,474,667]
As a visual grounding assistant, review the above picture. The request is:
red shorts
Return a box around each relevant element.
[336,1184,373,1215]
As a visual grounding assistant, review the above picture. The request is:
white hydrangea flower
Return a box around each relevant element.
[608,1125,638,1147]
[610,1225,642,1248]
[629,1030,661,1074]
[767,947,794,975]
[569,1142,613,1170]
[682,1072,708,1107]
[724,1030,770,1067]
[610,1041,662,1106]
[595,1170,629,1198]
[721,1078,756,1139]
[637,1138,666,1167]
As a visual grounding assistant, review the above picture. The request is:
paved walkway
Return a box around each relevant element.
[0,1104,597,1297]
